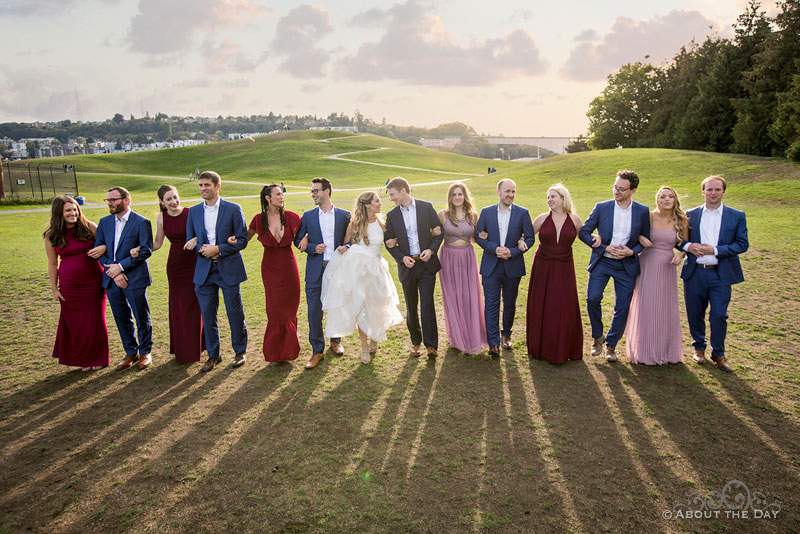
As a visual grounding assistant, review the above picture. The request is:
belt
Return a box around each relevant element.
[322,260,329,267]
[699,264,717,270]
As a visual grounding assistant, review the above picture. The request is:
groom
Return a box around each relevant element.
[294,177,351,370]
[579,169,650,361]
[384,177,443,358]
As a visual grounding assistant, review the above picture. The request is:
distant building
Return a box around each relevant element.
[419,136,461,150]
[308,126,358,133]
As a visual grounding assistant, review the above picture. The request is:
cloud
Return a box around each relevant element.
[201,38,264,72]
[507,9,532,23]
[126,0,269,56]
[562,10,718,81]
[0,67,87,121]
[301,83,323,94]
[271,4,333,78]
[337,1,548,86]
[0,0,119,16]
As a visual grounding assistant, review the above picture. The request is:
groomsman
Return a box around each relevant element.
[294,177,351,369]
[474,179,535,357]
[384,177,443,358]
[185,171,249,372]
[579,170,650,361]
[681,176,748,372]
[92,187,154,369]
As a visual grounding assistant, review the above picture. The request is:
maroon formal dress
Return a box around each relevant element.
[163,209,204,362]
[250,211,301,362]
[52,227,110,367]
[526,213,583,363]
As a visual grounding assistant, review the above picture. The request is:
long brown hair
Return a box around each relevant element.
[445,183,477,226]
[656,186,688,243]
[351,191,384,246]
[260,184,285,231]
[44,196,94,247]
[157,184,178,213]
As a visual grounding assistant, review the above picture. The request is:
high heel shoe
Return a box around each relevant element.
[361,350,371,365]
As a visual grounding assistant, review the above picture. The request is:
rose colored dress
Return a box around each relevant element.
[526,214,583,363]
[626,227,684,365]
[51,227,110,367]
[250,211,301,362]
[438,217,487,354]
[163,209,204,362]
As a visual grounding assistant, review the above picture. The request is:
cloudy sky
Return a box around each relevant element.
[0,0,763,136]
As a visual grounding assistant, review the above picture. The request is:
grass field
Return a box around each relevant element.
[1,135,798,533]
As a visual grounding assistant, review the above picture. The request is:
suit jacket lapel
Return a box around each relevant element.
[601,202,613,244]
[415,202,428,249]
[313,208,324,242]
[215,199,225,238]
[115,212,134,256]
[393,208,410,253]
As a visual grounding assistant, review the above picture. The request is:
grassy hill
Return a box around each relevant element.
[1,146,799,533]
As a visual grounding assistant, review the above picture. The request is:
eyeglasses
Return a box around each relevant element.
[612,186,631,193]
[310,188,323,195]
[105,197,123,203]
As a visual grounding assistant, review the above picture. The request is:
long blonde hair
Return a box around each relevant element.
[445,182,477,226]
[655,186,688,243]
[351,191,384,245]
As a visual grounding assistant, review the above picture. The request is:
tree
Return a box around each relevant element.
[112,113,125,124]
[26,141,37,158]
[587,62,663,149]
[565,134,590,153]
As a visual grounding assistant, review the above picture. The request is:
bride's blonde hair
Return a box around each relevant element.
[351,191,384,245]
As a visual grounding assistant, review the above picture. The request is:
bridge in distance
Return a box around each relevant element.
[481,136,572,155]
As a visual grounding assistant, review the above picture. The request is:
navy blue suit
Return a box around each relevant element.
[186,198,249,359]
[384,199,443,349]
[579,200,650,347]
[474,204,534,347]
[94,210,153,356]
[293,206,351,354]
[681,205,748,357]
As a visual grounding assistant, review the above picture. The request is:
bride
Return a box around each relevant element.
[321,191,404,364]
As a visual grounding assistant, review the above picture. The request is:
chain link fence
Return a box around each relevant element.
[1,162,79,201]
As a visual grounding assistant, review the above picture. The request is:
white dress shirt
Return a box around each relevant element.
[203,196,221,246]
[497,203,512,246]
[604,201,632,258]
[400,198,421,256]
[318,205,336,262]
[113,208,131,263]
[697,204,723,265]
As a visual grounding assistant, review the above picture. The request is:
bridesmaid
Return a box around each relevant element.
[247,184,302,363]
[626,186,688,365]
[525,184,584,364]
[437,183,487,354]
[148,185,204,362]
[44,196,109,371]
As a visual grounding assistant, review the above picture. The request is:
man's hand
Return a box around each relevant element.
[315,243,326,254]
[687,243,712,257]
[114,273,128,289]
[606,245,633,259]
[199,244,220,258]
[402,256,416,268]
[87,245,106,259]
[495,246,511,259]
[698,243,715,256]
[104,263,123,278]
[419,249,432,262]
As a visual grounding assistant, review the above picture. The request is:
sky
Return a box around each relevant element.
[0,0,769,136]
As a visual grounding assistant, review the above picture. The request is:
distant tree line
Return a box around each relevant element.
[587,0,800,161]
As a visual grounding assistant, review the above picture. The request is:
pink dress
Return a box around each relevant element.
[438,217,487,354]
[51,227,110,367]
[626,227,684,365]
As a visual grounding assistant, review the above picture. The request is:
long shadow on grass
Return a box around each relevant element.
[0,362,216,532]
[621,364,800,533]
[528,359,653,533]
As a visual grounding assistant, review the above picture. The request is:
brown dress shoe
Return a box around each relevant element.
[501,336,513,350]
[137,353,152,369]
[305,353,324,369]
[410,345,422,357]
[200,357,221,373]
[605,345,618,362]
[330,341,344,355]
[426,347,438,359]
[232,352,246,368]
[488,346,500,358]
[591,336,605,356]
[692,350,706,365]
[115,354,139,370]
[711,355,733,372]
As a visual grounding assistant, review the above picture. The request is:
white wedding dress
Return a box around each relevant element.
[322,220,404,341]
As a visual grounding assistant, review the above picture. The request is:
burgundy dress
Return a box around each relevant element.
[526,213,583,363]
[51,227,110,367]
[250,211,301,362]
[163,209,204,362]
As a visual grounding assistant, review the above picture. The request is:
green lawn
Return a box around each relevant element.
[1,144,798,533]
